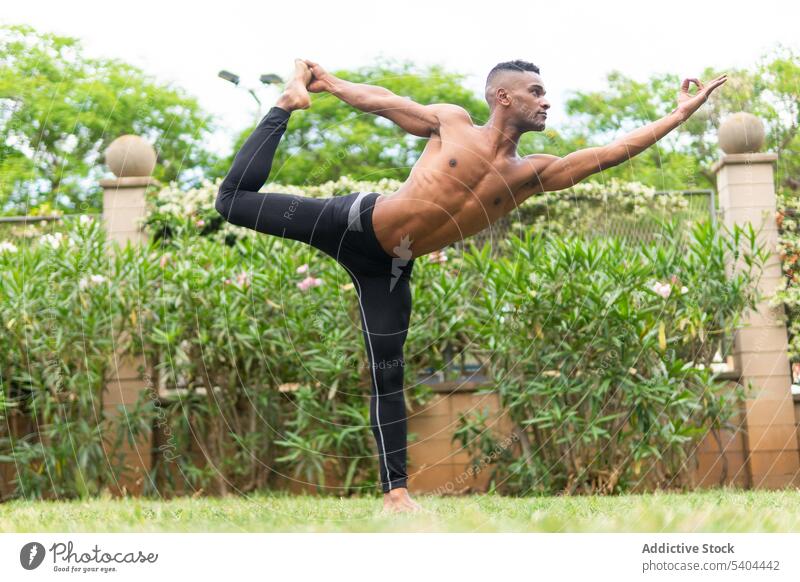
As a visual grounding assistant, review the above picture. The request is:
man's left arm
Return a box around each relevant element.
[303,59,454,138]
[528,74,728,193]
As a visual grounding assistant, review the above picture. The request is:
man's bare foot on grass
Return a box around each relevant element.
[275,59,312,112]
[381,488,423,514]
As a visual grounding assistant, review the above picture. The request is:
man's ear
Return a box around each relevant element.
[496,88,510,107]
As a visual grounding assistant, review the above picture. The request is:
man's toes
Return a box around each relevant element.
[294,59,312,83]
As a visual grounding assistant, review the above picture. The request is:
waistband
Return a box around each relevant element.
[347,192,394,261]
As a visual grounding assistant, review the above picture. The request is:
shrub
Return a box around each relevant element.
[0,216,150,499]
[0,179,766,498]
[772,199,800,367]
[137,231,381,495]
[454,219,766,494]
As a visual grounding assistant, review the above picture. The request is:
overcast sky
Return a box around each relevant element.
[3,0,798,156]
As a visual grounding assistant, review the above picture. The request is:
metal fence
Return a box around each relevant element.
[451,189,716,253]
[0,212,101,244]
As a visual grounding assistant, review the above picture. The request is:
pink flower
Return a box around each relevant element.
[296,264,309,274]
[195,219,206,228]
[651,281,672,298]
[428,250,448,264]
[297,276,324,291]
[236,271,251,287]
[159,254,171,269]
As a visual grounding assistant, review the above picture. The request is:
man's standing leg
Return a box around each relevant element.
[346,266,420,513]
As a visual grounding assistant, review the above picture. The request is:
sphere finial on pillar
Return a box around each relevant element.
[105,135,157,177]
[718,112,765,154]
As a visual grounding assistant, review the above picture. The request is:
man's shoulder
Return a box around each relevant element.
[429,103,473,123]
[522,153,561,172]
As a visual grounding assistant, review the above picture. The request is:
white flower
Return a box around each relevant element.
[0,241,18,253]
[681,286,689,294]
[79,215,93,225]
[38,232,76,249]
[79,273,108,290]
[40,232,64,249]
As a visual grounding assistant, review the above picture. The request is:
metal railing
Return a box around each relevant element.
[0,212,100,223]
[450,189,716,253]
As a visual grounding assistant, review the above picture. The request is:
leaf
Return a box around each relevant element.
[658,321,667,352]
[343,458,359,491]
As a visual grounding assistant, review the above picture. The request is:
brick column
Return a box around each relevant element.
[712,125,800,488]
[99,135,160,495]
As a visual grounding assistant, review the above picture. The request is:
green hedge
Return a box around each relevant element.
[0,185,767,499]
[456,220,766,494]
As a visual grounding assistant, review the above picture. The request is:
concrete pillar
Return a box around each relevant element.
[711,112,800,489]
[99,134,160,495]
[99,135,159,247]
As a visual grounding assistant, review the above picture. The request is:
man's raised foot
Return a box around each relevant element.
[275,59,312,112]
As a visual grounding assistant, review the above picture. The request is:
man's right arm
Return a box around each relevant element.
[526,74,728,193]
[526,110,687,193]
[304,60,461,137]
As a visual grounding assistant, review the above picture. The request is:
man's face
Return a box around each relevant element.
[507,71,550,132]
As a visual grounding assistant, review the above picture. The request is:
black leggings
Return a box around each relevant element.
[215,106,415,493]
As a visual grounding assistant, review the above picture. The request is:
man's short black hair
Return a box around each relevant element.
[486,60,540,87]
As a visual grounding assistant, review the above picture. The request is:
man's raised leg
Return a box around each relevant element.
[215,60,336,247]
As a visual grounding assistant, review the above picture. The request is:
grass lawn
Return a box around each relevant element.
[2,488,799,533]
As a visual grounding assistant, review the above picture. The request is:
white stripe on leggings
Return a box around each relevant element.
[348,274,392,490]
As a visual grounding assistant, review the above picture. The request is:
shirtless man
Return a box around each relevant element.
[216,59,726,513]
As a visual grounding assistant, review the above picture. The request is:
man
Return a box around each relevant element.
[215,59,726,513]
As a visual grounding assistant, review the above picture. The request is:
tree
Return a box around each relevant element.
[561,44,800,194]
[0,24,219,215]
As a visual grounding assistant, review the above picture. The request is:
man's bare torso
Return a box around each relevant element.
[371,108,548,259]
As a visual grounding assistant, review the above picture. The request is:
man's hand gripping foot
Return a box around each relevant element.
[275,59,312,112]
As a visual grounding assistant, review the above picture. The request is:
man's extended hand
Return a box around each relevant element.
[304,60,335,93]
[675,74,728,121]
